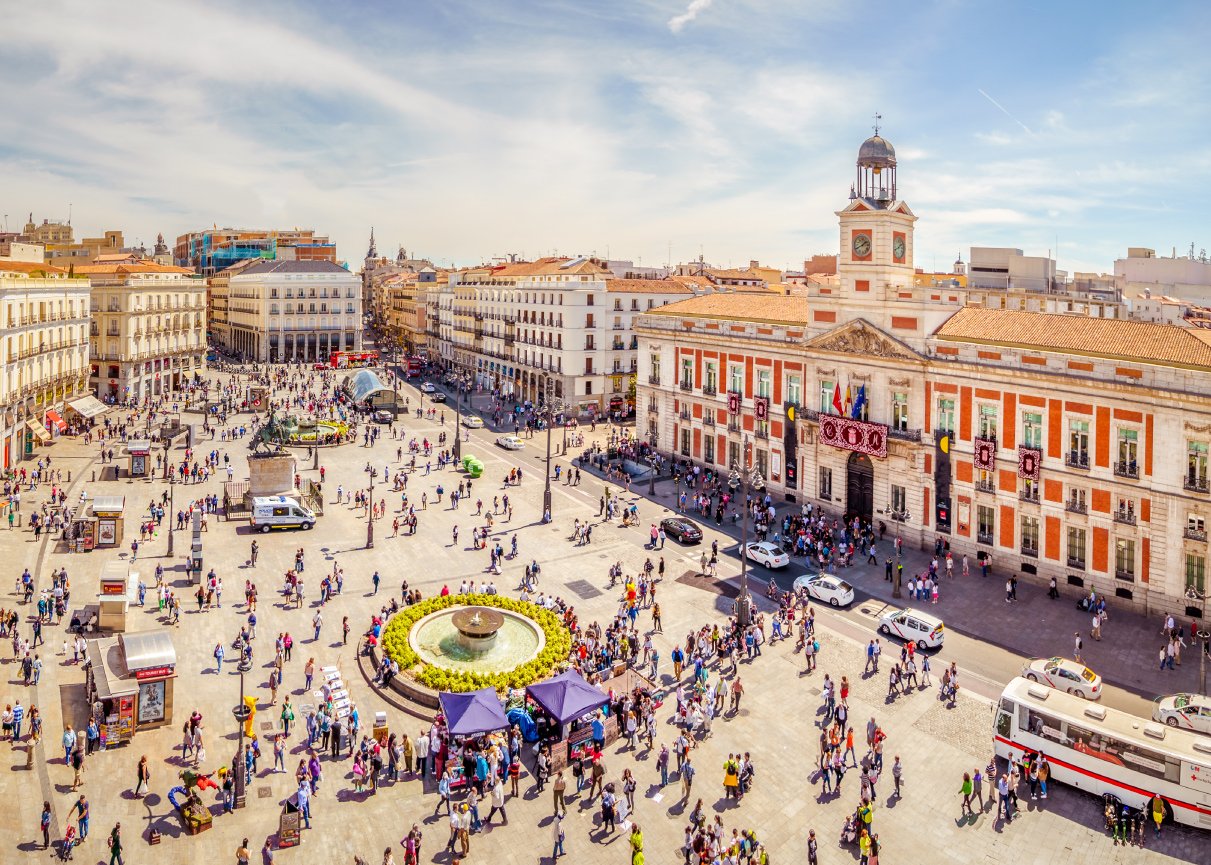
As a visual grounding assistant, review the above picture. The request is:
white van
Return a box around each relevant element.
[250,496,316,533]
[877,607,945,650]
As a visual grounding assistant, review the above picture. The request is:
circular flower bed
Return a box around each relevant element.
[382,595,572,693]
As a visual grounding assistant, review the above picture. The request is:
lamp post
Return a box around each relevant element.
[453,373,470,459]
[231,668,249,810]
[729,436,763,627]
[366,467,378,549]
[542,398,564,519]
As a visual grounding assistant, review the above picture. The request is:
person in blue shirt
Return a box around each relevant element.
[295,781,311,828]
[591,715,605,752]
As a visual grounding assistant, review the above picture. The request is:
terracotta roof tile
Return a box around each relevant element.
[606,279,692,294]
[935,307,1211,369]
[0,260,65,276]
[643,293,811,326]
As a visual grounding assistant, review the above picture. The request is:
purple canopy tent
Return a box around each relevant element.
[439,687,510,737]
[525,670,609,724]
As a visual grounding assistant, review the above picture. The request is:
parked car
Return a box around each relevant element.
[877,608,945,650]
[660,517,703,544]
[1153,693,1211,733]
[461,416,485,428]
[743,541,790,569]
[372,410,393,423]
[496,435,525,450]
[1022,657,1102,700]
[792,573,854,607]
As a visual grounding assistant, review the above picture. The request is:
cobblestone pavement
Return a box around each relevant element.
[0,370,1207,864]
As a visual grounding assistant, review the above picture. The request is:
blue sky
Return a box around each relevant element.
[2,0,1209,274]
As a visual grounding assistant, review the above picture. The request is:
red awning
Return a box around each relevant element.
[45,410,66,431]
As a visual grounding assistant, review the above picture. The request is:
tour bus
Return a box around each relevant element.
[330,350,379,370]
[994,677,1211,828]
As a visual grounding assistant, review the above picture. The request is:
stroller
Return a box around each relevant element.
[57,825,77,861]
[839,812,859,846]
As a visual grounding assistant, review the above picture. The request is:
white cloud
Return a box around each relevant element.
[669,0,714,33]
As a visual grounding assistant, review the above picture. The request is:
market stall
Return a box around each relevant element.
[67,395,112,423]
[525,670,611,772]
[89,495,125,547]
[65,511,97,552]
[85,629,176,747]
[97,560,138,632]
[437,688,511,789]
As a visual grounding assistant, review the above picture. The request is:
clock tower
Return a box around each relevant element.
[836,126,917,298]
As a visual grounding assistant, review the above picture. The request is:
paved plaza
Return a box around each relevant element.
[1,369,1208,864]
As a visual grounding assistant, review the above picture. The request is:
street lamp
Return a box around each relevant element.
[729,436,763,627]
[231,668,250,810]
[453,372,471,459]
[542,398,565,519]
[1186,585,1209,695]
[366,467,378,549]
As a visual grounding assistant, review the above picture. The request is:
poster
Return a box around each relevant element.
[138,680,166,723]
[131,454,146,476]
[98,520,116,545]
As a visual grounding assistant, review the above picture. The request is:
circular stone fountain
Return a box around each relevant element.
[409,606,544,673]
[450,608,504,653]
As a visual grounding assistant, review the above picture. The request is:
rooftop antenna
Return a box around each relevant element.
[873,112,881,135]
[667,241,672,269]
[68,202,72,225]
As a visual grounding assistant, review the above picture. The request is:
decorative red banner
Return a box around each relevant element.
[727,392,740,416]
[974,436,996,471]
[754,396,769,421]
[818,416,888,459]
[1017,447,1041,480]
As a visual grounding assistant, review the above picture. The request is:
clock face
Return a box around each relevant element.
[893,236,906,260]
[853,234,871,258]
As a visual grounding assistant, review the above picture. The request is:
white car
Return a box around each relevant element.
[461,416,485,429]
[1153,694,1211,733]
[878,608,945,650]
[420,382,436,393]
[1022,657,1103,700]
[792,573,855,607]
[495,435,524,450]
[743,541,790,569]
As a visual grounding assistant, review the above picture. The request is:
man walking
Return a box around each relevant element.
[1091,612,1102,641]
[1073,632,1083,665]
[681,755,695,803]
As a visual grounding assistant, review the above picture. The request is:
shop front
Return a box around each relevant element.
[85,630,176,747]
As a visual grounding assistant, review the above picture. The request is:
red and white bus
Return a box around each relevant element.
[406,356,424,376]
[329,351,378,370]
[994,677,1211,828]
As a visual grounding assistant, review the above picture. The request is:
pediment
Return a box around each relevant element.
[806,318,922,361]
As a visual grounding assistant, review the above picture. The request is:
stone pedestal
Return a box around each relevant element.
[244,453,299,504]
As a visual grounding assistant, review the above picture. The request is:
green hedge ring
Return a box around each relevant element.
[381,594,572,694]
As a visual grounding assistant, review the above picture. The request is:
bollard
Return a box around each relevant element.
[68,471,71,482]
[92,471,96,483]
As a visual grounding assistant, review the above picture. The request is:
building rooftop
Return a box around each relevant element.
[935,307,1211,370]
[484,257,611,278]
[75,261,195,276]
[236,260,352,276]
[606,278,692,294]
[644,293,811,326]
[0,260,66,277]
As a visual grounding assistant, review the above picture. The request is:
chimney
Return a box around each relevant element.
[750,260,759,271]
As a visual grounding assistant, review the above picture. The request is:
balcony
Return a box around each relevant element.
[1066,452,1090,470]
[1115,570,1135,583]
[648,403,658,414]
[754,429,769,441]
[702,385,717,397]
[1065,501,1087,514]
[977,532,994,546]
[975,479,996,494]
[1185,527,1207,542]
[1019,489,1040,503]
[679,382,693,393]
[703,415,715,427]
[889,511,908,522]
[1067,557,1086,570]
[679,408,691,420]
[1185,476,1210,494]
[1113,509,1137,526]
[647,374,660,385]
[1114,461,1139,480]
[727,420,741,433]
[1020,546,1039,558]
[887,427,922,442]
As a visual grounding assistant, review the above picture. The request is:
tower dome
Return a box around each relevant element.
[857,135,896,169]
[853,126,897,207]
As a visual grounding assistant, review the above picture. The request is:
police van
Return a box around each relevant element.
[250,496,316,533]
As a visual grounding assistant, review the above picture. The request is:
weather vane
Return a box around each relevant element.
[873,112,881,136]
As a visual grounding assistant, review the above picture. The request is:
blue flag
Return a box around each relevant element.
[852,384,866,419]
